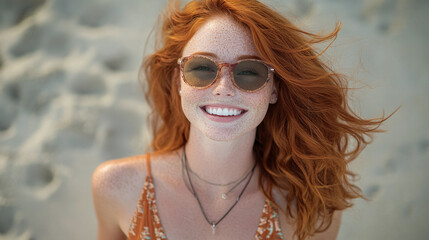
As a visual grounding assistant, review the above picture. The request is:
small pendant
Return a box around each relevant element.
[221,193,227,200]
[211,223,216,235]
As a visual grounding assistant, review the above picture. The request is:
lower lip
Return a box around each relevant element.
[201,107,246,123]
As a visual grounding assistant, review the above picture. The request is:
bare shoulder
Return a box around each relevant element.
[92,155,148,201]
[271,187,342,240]
[271,187,298,240]
[311,210,342,240]
[91,152,180,202]
[91,155,148,240]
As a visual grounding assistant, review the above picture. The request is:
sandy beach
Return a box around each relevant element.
[0,0,428,239]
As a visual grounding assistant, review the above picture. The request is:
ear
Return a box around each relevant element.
[269,82,278,104]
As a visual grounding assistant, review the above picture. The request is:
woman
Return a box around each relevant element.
[92,0,390,239]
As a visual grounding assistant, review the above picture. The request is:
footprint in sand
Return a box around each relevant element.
[42,118,96,155]
[0,204,34,239]
[10,22,71,58]
[293,0,313,18]
[10,24,43,57]
[70,73,106,95]
[100,107,144,158]
[361,0,400,34]
[0,91,18,132]
[0,0,47,28]
[364,184,381,200]
[103,53,128,72]
[418,139,429,153]
[16,69,65,113]
[24,162,55,189]
[78,4,112,28]
[374,138,429,185]
[0,204,15,234]
[3,81,20,102]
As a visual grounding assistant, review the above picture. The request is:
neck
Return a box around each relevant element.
[184,126,257,186]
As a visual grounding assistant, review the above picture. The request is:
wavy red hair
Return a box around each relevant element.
[141,0,392,239]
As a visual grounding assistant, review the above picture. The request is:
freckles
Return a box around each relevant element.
[180,83,207,126]
[183,16,258,61]
[209,23,256,59]
[181,85,202,111]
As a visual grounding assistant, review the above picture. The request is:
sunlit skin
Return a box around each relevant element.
[178,14,277,186]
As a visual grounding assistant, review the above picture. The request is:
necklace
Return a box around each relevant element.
[182,146,256,235]
[179,151,253,200]
[219,168,252,200]
[187,157,254,187]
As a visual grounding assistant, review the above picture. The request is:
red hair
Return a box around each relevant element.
[141,0,392,239]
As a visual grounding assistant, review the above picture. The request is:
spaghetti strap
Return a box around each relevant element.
[146,154,152,177]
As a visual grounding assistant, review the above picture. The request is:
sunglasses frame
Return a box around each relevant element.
[177,55,275,92]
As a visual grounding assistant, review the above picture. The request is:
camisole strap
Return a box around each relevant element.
[128,153,167,240]
[146,154,152,177]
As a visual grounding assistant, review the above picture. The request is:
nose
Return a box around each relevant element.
[211,65,236,97]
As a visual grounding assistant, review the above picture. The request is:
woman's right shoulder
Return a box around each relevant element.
[91,152,176,198]
[91,155,149,197]
[91,154,152,210]
[91,155,150,240]
[91,152,179,203]
[93,154,149,177]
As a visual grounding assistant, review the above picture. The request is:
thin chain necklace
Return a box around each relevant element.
[182,146,256,235]
[187,158,254,187]
[179,151,253,200]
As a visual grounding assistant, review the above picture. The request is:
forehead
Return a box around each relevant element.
[182,15,259,62]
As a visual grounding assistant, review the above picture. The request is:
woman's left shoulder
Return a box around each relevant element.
[271,188,343,240]
[271,187,297,240]
[311,211,342,240]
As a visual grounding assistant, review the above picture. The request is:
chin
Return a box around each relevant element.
[205,133,239,142]
[199,125,256,142]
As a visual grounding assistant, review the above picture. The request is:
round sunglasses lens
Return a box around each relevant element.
[233,60,268,91]
[183,57,218,87]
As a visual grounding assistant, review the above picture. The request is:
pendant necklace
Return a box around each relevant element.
[182,147,256,235]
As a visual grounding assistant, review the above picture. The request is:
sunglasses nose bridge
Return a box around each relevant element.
[216,63,234,82]
[217,62,233,71]
[211,62,237,96]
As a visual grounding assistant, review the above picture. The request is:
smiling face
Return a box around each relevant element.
[179,15,277,141]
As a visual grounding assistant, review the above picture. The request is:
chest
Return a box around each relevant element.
[119,176,296,240]
[158,182,268,240]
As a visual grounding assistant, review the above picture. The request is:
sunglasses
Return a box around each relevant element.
[177,55,275,92]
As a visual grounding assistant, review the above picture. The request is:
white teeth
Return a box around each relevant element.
[205,107,243,116]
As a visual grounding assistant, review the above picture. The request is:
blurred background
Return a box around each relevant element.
[0,0,427,239]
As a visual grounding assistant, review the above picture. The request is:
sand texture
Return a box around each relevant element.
[0,0,428,239]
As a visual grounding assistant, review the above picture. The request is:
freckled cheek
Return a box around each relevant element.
[245,89,272,120]
[249,88,272,106]
[180,85,207,115]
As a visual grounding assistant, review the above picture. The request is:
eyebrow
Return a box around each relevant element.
[191,51,262,61]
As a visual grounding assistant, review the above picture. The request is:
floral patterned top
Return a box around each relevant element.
[127,154,284,240]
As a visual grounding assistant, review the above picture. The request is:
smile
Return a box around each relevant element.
[202,106,245,117]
